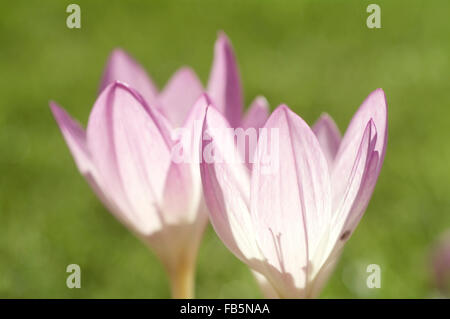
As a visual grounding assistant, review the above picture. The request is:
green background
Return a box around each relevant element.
[1,0,449,298]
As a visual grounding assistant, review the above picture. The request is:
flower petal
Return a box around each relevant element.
[312,113,341,168]
[207,32,243,127]
[99,49,158,106]
[87,82,171,235]
[50,101,138,232]
[250,105,332,297]
[169,94,211,222]
[180,93,211,175]
[49,102,92,174]
[242,96,270,131]
[160,161,193,224]
[334,88,387,175]
[329,120,377,250]
[158,67,204,127]
[238,96,269,169]
[200,106,260,263]
[331,89,387,236]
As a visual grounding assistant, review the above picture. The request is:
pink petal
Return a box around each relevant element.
[172,94,211,221]
[312,118,383,296]
[158,67,204,127]
[241,96,270,131]
[180,94,211,173]
[87,82,171,235]
[99,49,158,107]
[250,105,332,297]
[330,120,377,246]
[331,89,388,236]
[49,102,92,174]
[343,151,380,233]
[334,88,387,174]
[207,32,243,127]
[50,101,137,231]
[200,106,261,263]
[160,161,193,224]
[239,96,270,169]
[312,113,341,168]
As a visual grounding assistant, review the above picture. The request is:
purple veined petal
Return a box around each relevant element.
[314,148,380,297]
[49,101,140,232]
[250,105,332,298]
[331,89,387,238]
[125,83,175,147]
[312,113,342,168]
[200,106,261,264]
[309,91,388,297]
[158,67,204,127]
[334,88,387,176]
[87,82,172,235]
[341,150,380,237]
[99,48,158,107]
[242,96,270,131]
[207,32,243,127]
[328,120,377,252]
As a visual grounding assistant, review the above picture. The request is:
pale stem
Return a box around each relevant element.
[168,257,195,299]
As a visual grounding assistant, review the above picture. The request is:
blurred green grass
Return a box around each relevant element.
[1,0,449,298]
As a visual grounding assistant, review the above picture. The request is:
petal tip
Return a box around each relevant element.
[215,31,233,53]
[49,100,60,111]
[275,104,291,115]
[49,101,69,123]
[370,88,388,107]
[318,112,333,121]
[108,48,137,65]
[255,96,269,108]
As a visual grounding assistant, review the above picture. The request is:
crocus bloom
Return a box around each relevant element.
[50,32,268,298]
[200,89,387,298]
[50,82,211,298]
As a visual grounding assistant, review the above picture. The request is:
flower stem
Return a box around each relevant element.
[169,258,195,299]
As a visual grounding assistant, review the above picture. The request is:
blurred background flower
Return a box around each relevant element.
[0,0,449,298]
[430,232,450,297]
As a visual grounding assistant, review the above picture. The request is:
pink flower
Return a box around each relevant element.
[200,89,388,298]
[50,82,211,298]
[50,33,268,298]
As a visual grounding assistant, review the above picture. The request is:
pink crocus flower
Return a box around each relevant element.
[50,82,213,298]
[200,89,388,298]
[50,32,267,298]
